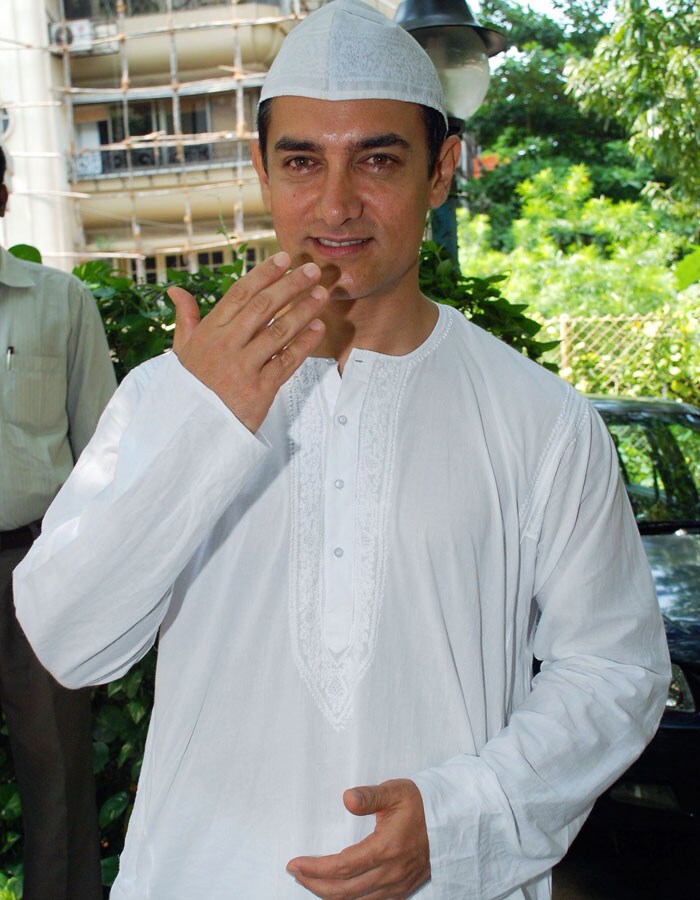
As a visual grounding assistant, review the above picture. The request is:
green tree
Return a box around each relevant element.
[465,0,650,249]
[459,163,684,317]
[565,0,700,212]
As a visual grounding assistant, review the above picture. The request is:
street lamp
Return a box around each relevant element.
[394,0,506,261]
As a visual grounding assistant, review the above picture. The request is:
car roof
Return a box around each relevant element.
[588,395,700,418]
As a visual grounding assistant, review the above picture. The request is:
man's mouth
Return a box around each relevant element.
[316,237,369,248]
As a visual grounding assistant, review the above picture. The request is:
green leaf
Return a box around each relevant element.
[8,243,42,263]
[124,667,145,699]
[0,785,21,821]
[0,876,22,900]
[101,855,120,887]
[126,700,148,725]
[93,704,129,742]
[117,741,135,768]
[675,246,700,290]
[92,740,110,774]
[0,831,21,854]
[130,757,144,782]
[99,791,130,829]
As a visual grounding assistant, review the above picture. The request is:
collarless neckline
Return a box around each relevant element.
[309,301,452,370]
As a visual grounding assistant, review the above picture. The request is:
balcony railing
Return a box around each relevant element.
[74,138,243,179]
[64,1,286,19]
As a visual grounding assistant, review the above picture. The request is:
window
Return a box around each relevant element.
[165,99,211,165]
[165,253,190,274]
[197,250,225,268]
[122,248,242,282]
[245,246,261,272]
[74,97,215,177]
[603,410,700,526]
[129,256,158,284]
[65,1,254,18]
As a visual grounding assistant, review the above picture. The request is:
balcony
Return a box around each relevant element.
[54,2,293,84]
[64,1,282,18]
[75,140,220,179]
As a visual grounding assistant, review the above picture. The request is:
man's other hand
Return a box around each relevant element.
[287,779,430,900]
[168,252,328,433]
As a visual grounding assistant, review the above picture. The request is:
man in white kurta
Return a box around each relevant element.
[14,3,669,900]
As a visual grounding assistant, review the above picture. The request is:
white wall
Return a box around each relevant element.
[0,0,78,269]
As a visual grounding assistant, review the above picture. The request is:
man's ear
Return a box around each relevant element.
[251,140,271,212]
[0,183,7,218]
[429,135,461,210]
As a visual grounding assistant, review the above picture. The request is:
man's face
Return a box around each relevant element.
[252,97,455,304]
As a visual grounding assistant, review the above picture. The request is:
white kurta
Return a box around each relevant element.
[14,304,669,900]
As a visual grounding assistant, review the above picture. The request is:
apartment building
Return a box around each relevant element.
[0,1,398,278]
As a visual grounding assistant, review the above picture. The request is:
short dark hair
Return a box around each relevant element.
[0,146,6,186]
[256,99,447,177]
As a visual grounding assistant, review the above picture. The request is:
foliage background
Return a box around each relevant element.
[460,0,700,404]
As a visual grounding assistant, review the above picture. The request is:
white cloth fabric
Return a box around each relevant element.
[14,304,669,900]
[260,0,447,123]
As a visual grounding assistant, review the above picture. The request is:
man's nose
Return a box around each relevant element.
[316,169,362,227]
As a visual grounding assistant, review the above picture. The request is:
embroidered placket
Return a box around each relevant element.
[287,352,405,729]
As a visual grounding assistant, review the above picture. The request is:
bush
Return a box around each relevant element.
[74,257,246,382]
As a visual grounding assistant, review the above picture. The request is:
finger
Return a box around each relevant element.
[290,870,389,900]
[260,311,327,389]
[233,261,324,345]
[344,781,404,817]
[206,251,291,325]
[292,867,423,900]
[251,283,328,367]
[289,833,426,900]
[168,286,201,354]
[344,785,381,816]
[288,832,379,882]
[288,842,400,900]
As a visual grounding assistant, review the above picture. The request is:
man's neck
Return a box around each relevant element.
[315,291,438,375]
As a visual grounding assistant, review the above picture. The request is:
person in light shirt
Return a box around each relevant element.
[0,143,115,900]
[14,3,670,899]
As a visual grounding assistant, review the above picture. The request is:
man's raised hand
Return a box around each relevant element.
[287,779,431,900]
[167,252,328,432]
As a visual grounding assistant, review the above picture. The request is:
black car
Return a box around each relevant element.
[590,396,700,831]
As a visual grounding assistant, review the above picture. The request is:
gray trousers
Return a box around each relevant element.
[0,538,102,900]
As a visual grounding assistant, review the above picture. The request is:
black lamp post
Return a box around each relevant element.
[395,0,506,263]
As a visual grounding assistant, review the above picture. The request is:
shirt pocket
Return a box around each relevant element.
[3,355,67,433]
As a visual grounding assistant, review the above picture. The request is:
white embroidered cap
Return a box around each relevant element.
[259,0,447,124]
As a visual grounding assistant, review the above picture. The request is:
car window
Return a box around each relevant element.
[600,410,700,528]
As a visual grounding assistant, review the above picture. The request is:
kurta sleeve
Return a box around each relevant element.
[412,396,670,900]
[65,277,117,460]
[13,352,270,688]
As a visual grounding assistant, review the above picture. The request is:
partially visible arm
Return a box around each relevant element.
[15,254,328,688]
[286,397,669,900]
[411,399,670,900]
[65,278,117,459]
[14,353,269,688]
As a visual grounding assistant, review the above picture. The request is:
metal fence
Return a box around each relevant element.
[537,313,699,405]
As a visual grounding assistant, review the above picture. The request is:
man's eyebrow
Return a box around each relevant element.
[273,138,320,154]
[272,133,411,154]
[355,133,410,152]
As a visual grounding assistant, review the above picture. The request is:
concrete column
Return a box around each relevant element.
[0,0,77,270]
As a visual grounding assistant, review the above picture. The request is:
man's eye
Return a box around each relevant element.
[365,154,395,170]
[286,157,316,172]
